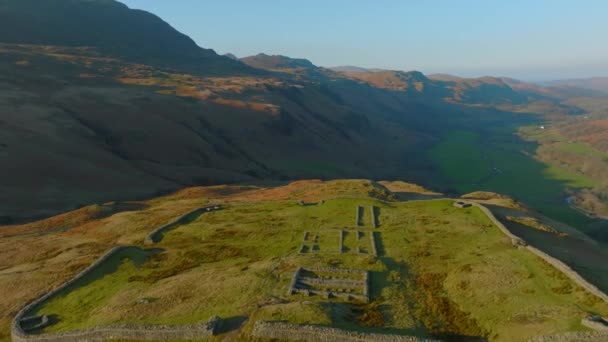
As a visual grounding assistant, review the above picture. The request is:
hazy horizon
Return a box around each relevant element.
[121,0,608,82]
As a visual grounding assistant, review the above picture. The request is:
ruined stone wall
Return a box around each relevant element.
[287,267,302,295]
[525,246,608,303]
[356,206,363,226]
[473,202,608,305]
[144,205,221,244]
[370,206,378,228]
[581,316,608,332]
[252,321,440,341]
[528,331,608,342]
[370,231,378,256]
[12,242,222,341]
[470,203,526,246]
[12,319,220,342]
[306,266,367,276]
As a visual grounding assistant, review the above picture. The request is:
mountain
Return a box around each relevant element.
[224,53,238,60]
[339,69,432,92]
[542,77,608,95]
[343,70,536,106]
[330,65,371,72]
[0,0,597,223]
[0,0,252,75]
[240,53,317,70]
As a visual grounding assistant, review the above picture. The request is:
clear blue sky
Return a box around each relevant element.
[121,0,608,81]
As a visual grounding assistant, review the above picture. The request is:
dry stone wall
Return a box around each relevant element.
[252,321,440,341]
[144,205,221,244]
[528,331,608,342]
[12,209,226,342]
[355,206,363,226]
[370,232,378,256]
[11,244,221,341]
[473,202,608,305]
[581,316,608,332]
[472,203,527,247]
[12,318,221,342]
[370,206,378,228]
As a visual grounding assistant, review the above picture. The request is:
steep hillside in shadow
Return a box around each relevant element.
[0,0,253,75]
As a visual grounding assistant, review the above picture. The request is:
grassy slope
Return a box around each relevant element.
[429,130,596,227]
[10,181,605,342]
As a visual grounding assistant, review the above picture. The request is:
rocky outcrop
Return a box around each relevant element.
[252,321,440,341]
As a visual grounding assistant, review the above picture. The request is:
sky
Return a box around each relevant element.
[121,0,608,81]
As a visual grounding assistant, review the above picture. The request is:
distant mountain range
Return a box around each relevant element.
[0,0,605,220]
[541,77,608,94]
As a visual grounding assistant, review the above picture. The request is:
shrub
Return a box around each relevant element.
[414,272,487,337]
[357,302,385,327]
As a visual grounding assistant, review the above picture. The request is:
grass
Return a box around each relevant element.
[429,130,595,227]
[26,189,608,342]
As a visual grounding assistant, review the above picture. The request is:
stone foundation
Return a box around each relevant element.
[287,267,369,302]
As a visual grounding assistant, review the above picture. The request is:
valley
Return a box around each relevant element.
[2,1,608,341]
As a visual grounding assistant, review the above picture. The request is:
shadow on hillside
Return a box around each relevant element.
[216,316,248,334]
[155,209,208,242]
[30,247,164,316]
[493,210,608,293]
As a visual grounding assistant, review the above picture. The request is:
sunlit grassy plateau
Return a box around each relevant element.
[2,180,607,342]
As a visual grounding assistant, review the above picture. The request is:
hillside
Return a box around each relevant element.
[0,0,251,75]
[240,53,317,70]
[2,180,608,342]
[0,0,607,240]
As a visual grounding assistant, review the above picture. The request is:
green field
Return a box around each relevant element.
[429,130,595,226]
[31,197,608,341]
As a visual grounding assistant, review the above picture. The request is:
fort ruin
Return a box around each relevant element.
[287,266,370,302]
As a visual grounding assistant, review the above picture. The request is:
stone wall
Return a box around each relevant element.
[356,206,363,226]
[11,245,222,341]
[370,206,378,228]
[473,202,608,305]
[581,316,608,332]
[144,205,221,244]
[370,231,378,256]
[306,266,367,276]
[472,203,527,247]
[528,331,608,342]
[12,318,220,342]
[12,245,127,342]
[288,267,369,302]
[287,267,303,295]
[252,321,440,341]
